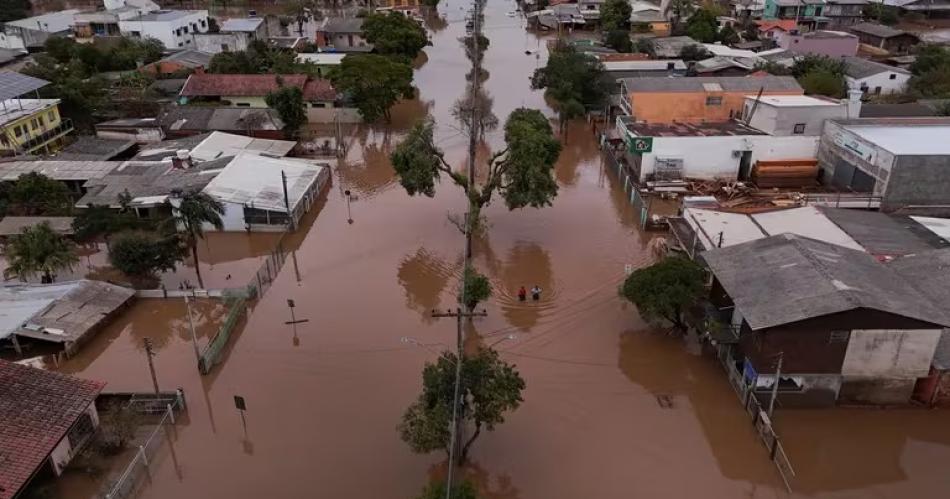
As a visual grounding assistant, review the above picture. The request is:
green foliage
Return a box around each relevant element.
[865,3,899,25]
[678,44,713,62]
[799,69,847,98]
[265,84,307,135]
[95,402,142,454]
[390,119,445,197]
[362,12,429,61]
[416,481,479,499]
[666,0,696,33]
[684,8,719,43]
[4,222,79,283]
[0,0,30,23]
[108,231,186,278]
[21,56,107,124]
[9,173,73,216]
[41,36,165,72]
[530,47,612,123]
[462,267,492,310]
[462,33,490,64]
[605,30,633,53]
[174,190,224,288]
[911,45,950,76]
[601,0,632,32]
[634,38,656,57]
[208,40,298,74]
[72,205,146,244]
[718,25,740,45]
[910,65,950,98]
[620,257,705,330]
[329,54,414,122]
[791,54,846,78]
[398,348,525,462]
[753,60,792,76]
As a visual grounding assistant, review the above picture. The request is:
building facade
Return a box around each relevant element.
[118,10,210,49]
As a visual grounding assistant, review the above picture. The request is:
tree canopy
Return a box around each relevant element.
[330,54,414,122]
[208,40,298,74]
[601,0,632,32]
[605,30,633,53]
[72,204,147,244]
[678,44,713,62]
[684,8,719,43]
[21,57,107,126]
[265,83,307,135]
[173,190,224,288]
[909,45,950,97]
[620,257,705,331]
[0,0,30,23]
[4,222,79,283]
[398,348,525,463]
[8,173,73,216]
[416,481,480,499]
[362,12,429,61]
[43,36,164,72]
[530,47,612,128]
[108,231,186,279]
[462,267,492,311]
[799,69,846,98]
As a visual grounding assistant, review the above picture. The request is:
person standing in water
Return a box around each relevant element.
[518,286,527,302]
[531,285,542,301]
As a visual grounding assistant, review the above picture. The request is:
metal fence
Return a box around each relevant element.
[717,346,796,492]
[198,296,248,374]
[246,237,288,299]
[602,141,649,229]
[103,391,186,499]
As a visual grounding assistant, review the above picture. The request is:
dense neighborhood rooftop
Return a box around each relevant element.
[623,75,802,93]
[180,74,337,101]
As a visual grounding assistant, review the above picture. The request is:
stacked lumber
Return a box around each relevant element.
[752,160,818,189]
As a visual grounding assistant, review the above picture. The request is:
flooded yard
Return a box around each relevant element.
[32,0,950,498]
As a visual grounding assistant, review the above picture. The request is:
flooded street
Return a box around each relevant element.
[44,1,950,498]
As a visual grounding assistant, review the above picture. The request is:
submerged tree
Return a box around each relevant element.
[265,84,307,136]
[416,480,480,499]
[601,0,632,32]
[173,190,224,288]
[391,108,561,237]
[451,86,499,141]
[362,11,430,61]
[398,348,525,464]
[530,47,612,133]
[620,257,705,331]
[9,172,73,216]
[330,54,414,122]
[4,222,79,283]
[109,231,186,280]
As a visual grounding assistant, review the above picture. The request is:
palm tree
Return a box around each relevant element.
[4,222,79,283]
[173,190,224,289]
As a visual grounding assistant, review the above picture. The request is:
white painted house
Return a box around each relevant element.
[118,10,210,49]
[843,56,911,96]
[0,9,80,51]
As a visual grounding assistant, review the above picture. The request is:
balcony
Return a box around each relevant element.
[20,118,74,154]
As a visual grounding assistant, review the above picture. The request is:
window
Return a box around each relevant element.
[37,116,44,127]
[705,96,722,106]
[874,86,882,94]
[793,123,806,134]
[48,110,55,121]
[175,28,181,36]
[200,19,207,27]
[13,125,22,137]
[236,103,251,107]
[829,330,850,343]
[30,119,37,130]
[67,412,95,448]
[221,43,230,52]
[889,74,897,80]
[182,26,189,33]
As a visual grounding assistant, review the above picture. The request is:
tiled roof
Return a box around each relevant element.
[850,22,909,39]
[180,74,337,101]
[0,360,104,499]
[755,19,798,32]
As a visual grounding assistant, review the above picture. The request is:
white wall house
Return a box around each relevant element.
[843,56,911,96]
[119,10,210,49]
[0,9,80,50]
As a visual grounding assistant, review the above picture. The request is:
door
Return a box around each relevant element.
[738,151,753,181]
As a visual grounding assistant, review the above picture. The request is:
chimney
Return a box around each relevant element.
[846,88,862,118]
[177,149,192,168]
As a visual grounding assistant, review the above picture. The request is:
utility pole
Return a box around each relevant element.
[768,352,783,418]
[465,0,482,261]
[281,170,296,231]
[184,296,201,369]
[143,337,160,395]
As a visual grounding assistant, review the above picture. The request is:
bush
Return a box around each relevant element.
[605,30,633,53]
[108,231,185,278]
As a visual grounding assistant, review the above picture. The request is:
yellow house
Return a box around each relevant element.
[0,99,73,156]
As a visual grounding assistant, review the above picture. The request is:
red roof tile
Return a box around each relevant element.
[0,360,104,499]
[180,74,337,101]
[597,53,652,62]
[755,20,798,33]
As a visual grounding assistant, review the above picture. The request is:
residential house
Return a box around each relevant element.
[619,75,804,123]
[140,49,212,76]
[316,17,372,53]
[0,72,74,156]
[578,0,605,21]
[823,0,867,27]
[376,0,421,12]
[0,360,105,498]
[817,117,950,212]
[603,60,687,90]
[742,94,855,136]
[650,36,700,58]
[843,56,911,95]
[755,19,799,42]
[702,233,950,407]
[158,107,285,139]
[270,36,307,51]
[179,73,337,112]
[220,17,267,40]
[194,31,250,54]
[73,0,161,41]
[873,0,950,15]
[0,160,119,195]
[849,22,919,54]
[94,117,165,143]
[614,116,819,182]
[763,0,829,30]
[694,56,758,76]
[118,10,210,49]
[0,216,75,240]
[629,2,671,36]
[0,9,79,51]
[55,136,138,161]
[734,0,768,18]
[297,52,346,77]
[775,29,859,57]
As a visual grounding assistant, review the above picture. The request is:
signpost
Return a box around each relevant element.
[234,395,247,433]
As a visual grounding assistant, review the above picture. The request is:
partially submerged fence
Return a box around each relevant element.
[198,295,248,374]
[602,139,649,229]
[717,346,796,492]
[103,390,186,499]
[246,234,288,299]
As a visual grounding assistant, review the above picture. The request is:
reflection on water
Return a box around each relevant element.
[397,248,459,324]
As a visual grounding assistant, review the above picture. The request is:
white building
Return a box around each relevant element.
[118,10,210,49]
[843,56,911,96]
[0,9,80,50]
[616,116,820,182]
[742,93,857,136]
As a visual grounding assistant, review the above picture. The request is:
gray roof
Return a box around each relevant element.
[77,156,232,207]
[843,56,910,79]
[701,233,950,330]
[220,17,263,32]
[55,137,137,161]
[819,207,948,256]
[0,72,49,101]
[132,133,210,161]
[0,49,26,66]
[850,22,909,39]
[651,36,700,57]
[860,102,937,118]
[0,160,119,182]
[158,107,283,132]
[159,49,213,68]
[890,250,950,340]
[128,10,204,22]
[0,216,74,236]
[321,17,364,33]
[623,75,802,93]
[934,330,950,371]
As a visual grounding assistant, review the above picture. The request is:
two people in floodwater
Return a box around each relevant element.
[517,285,542,302]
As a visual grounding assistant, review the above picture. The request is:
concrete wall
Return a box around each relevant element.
[817,120,896,194]
[217,200,248,232]
[195,32,250,54]
[838,377,917,405]
[846,71,910,95]
[49,402,99,475]
[776,32,859,57]
[841,329,941,378]
[627,88,803,123]
[328,32,371,51]
[884,154,950,210]
[119,11,210,49]
[745,102,849,136]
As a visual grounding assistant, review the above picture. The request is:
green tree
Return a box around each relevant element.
[0,0,30,23]
[265,83,307,136]
[4,222,79,283]
[45,37,77,63]
[362,11,430,61]
[910,45,950,76]
[108,231,186,279]
[330,54,414,122]
[207,40,298,74]
[398,348,525,463]
[22,56,107,127]
[685,8,719,43]
[665,0,696,34]
[799,69,847,98]
[9,173,73,215]
[530,47,612,131]
[416,481,479,499]
[391,108,561,236]
[72,204,145,246]
[718,25,740,45]
[910,65,950,97]
[173,190,224,289]
[285,0,316,37]
[634,38,656,57]
[601,0,632,32]
[605,30,633,53]
[791,54,846,78]
[462,267,491,311]
[678,44,713,62]
[620,257,705,331]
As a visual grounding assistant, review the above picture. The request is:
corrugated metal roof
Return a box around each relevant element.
[202,154,328,212]
[821,208,948,257]
[751,206,864,252]
[189,131,295,161]
[220,17,263,32]
[624,75,802,93]
[0,160,119,181]
[843,56,910,79]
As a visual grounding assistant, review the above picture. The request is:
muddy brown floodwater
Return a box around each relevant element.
[46,1,950,498]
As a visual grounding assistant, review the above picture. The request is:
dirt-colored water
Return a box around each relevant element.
[42,1,950,498]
